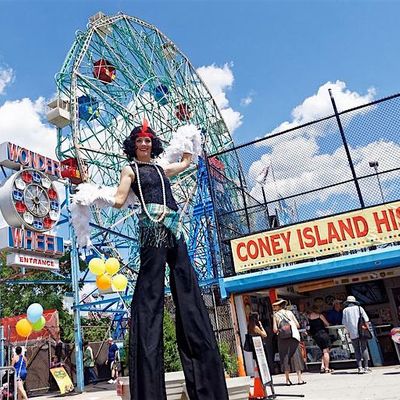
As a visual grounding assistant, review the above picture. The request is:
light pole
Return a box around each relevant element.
[369,161,385,203]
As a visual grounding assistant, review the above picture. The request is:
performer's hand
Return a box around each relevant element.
[182,153,192,164]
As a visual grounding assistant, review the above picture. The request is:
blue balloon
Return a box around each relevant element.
[27,303,43,324]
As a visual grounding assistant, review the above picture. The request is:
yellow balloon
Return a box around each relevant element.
[105,258,120,276]
[88,258,105,276]
[16,318,32,338]
[96,274,112,291]
[111,274,128,292]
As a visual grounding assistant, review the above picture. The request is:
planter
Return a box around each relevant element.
[116,371,186,400]
[116,373,251,400]
[165,371,186,400]
[183,376,251,400]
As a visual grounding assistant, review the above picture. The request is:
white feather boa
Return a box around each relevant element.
[163,124,202,163]
[70,183,139,248]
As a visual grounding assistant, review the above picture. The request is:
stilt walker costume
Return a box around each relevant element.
[71,122,229,399]
[125,123,229,400]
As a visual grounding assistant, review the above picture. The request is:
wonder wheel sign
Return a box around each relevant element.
[0,168,60,232]
[0,142,64,270]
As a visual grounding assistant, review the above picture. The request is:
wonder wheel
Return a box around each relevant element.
[50,12,242,305]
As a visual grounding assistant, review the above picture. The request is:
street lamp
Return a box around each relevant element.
[369,161,385,203]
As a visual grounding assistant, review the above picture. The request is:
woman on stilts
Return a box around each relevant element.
[109,121,229,400]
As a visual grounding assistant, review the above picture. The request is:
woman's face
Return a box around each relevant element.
[135,136,152,160]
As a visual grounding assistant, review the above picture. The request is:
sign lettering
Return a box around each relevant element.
[231,201,400,273]
[0,142,61,179]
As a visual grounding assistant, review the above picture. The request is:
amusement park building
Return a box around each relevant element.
[209,92,400,374]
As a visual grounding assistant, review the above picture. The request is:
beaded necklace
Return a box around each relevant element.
[133,158,167,223]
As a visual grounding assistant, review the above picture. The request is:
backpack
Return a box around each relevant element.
[278,312,292,340]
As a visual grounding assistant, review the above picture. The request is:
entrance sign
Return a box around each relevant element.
[6,253,59,270]
[252,336,271,385]
[231,201,400,272]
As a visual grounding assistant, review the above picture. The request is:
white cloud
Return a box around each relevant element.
[0,97,57,158]
[263,80,376,142]
[0,67,14,95]
[196,63,243,133]
[240,95,253,106]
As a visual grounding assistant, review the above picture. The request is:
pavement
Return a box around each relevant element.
[33,365,400,400]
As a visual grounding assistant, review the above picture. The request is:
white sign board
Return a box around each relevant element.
[252,336,271,385]
[7,252,59,271]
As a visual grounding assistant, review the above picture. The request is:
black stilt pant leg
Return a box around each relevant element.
[129,246,168,400]
[167,238,229,400]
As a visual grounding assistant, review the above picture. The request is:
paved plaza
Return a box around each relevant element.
[35,365,400,400]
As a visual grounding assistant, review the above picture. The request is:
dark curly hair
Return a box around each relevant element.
[123,125,164,161]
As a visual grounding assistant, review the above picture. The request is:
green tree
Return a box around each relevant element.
[163,310,182,372]
[218,341,238,377]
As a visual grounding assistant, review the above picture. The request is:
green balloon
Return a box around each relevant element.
[32,316,46,332]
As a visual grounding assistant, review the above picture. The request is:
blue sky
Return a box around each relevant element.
[1,0,400,146]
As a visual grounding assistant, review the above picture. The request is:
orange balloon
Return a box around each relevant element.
[96,274,112,291]
[16,318,32,338]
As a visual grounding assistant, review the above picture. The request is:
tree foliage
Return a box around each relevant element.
[163,310,182,372]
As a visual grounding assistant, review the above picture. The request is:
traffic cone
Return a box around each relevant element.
[250,377,266,399]
[237,355,246,377]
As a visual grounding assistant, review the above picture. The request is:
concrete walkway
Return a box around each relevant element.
[35,366,400,400]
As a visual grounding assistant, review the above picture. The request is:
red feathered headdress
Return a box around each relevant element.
[137,119,154,138]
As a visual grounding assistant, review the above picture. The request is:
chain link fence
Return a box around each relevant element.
[208,92,400,277]
[165,286,237,374]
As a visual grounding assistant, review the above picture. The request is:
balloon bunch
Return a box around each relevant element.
[15,303,45,338]
[88,257,128,292]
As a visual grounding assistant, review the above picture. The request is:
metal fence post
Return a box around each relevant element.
[237,170,251,233]
[329,88,365,208]
[66,182,84,392]
[0,326,4,368]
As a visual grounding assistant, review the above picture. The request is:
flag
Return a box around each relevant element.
[256,165,270,185]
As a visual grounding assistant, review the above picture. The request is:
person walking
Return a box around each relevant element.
[246,312,268,374]
[106,338,118,384]
[272,299,305,386]
[89,122,229,400]
[342,295,372,374]
[308,305,333,373]
[11,346,28,400]
[83,341,97,385]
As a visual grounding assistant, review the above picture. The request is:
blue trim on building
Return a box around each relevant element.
[221,246,400,297]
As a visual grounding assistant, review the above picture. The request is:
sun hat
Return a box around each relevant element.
[272,299,288,307]
[344,295,359,305]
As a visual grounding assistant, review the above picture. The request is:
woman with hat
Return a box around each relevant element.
[272,299,306,385]
[342,295,371,374]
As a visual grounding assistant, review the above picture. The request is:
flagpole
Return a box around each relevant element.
[269,162,280,204]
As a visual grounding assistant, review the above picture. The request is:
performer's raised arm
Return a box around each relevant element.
[114,166,136,208]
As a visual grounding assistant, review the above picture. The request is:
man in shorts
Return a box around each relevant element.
[106,338,119,384]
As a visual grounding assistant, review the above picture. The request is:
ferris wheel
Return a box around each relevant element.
[49,12,242,291]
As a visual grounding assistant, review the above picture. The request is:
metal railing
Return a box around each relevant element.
[207,92,400,276]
